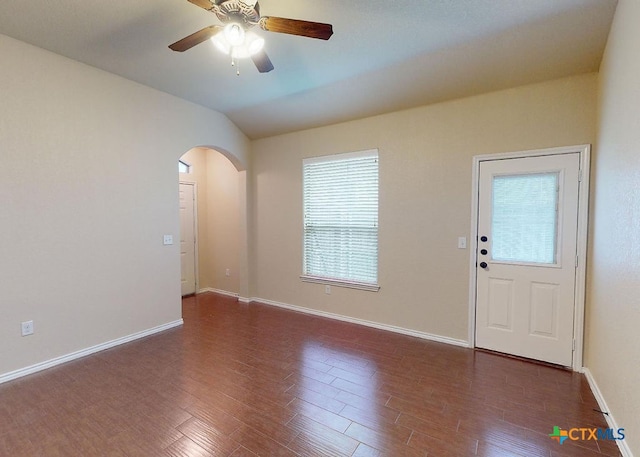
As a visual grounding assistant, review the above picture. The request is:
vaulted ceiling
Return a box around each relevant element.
[0,0,617,139]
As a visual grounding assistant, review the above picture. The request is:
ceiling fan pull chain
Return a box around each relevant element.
[230,54,240,76]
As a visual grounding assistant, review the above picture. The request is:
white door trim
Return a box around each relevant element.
[467,144,590,371]
[179,181,199,295]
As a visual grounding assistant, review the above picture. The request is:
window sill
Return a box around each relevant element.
[300,275,380,292]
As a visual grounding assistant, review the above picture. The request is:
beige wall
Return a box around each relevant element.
[204,151,242,294]
[0,34,249,377]
[588,0,640,453]
[250,73,597,342]
[179,148,243,295]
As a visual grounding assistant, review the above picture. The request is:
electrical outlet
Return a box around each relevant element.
[163,235,173,245]
[458,237,467,249]
[225,269,230,277]
[21,320,34,336]
[325,285,331,295]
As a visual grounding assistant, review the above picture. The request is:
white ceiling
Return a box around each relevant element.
[0,0,617,139]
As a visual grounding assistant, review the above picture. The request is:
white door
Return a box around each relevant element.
[179,183,197,296]
[475,153,580,366]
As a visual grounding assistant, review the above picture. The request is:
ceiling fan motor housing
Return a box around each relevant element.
[214,0,260,27]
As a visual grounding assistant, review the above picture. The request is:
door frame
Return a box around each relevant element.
[467,145,591,371]
[179,181,199,295]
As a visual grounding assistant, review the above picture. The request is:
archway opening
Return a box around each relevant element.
[178,146,248,299]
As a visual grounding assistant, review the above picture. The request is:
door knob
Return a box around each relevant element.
[480,236,488,242]
[480,249,488,255]
[479,262,488,269]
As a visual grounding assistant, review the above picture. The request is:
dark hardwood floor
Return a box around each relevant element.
[0,292,621,456]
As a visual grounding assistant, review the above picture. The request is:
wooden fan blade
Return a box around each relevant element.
[251,49,274,73]
[187,0,214,11]
[169,26,222,52]
[260,17,333,40]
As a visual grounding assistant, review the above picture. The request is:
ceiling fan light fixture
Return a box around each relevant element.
[223,22,245,47]
[212,29,264,59]
[246,32,265,55]
[211,33,231,54]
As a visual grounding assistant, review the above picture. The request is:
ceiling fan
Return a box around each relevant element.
[169,0,334,74]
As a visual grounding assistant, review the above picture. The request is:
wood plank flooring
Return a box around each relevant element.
[0,292,621,456]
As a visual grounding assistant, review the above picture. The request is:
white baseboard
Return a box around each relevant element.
[198,288,251,303]
[582,368,634,457]
[249,297,470,348]
[0,319,183,385]
[198,287,239,299]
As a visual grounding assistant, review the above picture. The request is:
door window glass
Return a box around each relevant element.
[491,172,559,264]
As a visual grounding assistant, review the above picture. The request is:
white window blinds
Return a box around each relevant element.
[491,172,559,264]
[302,150,379,289]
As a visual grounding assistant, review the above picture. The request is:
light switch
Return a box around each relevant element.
[163,235,173,245]
[458,237,467,249]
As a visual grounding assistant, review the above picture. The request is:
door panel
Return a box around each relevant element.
[529,282,558,337]
[476,153,580,366]
[179,183,196,296]
[487,278,513,330]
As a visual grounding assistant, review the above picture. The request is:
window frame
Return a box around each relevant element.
[178,160,191,174]
[300,149,380,292]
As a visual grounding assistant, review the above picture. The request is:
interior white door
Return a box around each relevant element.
[179,183,197,296]
[475,153,580,366]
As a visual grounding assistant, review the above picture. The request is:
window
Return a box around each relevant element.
[302,149,379,291]
[178,160,191,174]
[491,172,559,264]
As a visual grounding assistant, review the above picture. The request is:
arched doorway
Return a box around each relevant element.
[178,147,248,299]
